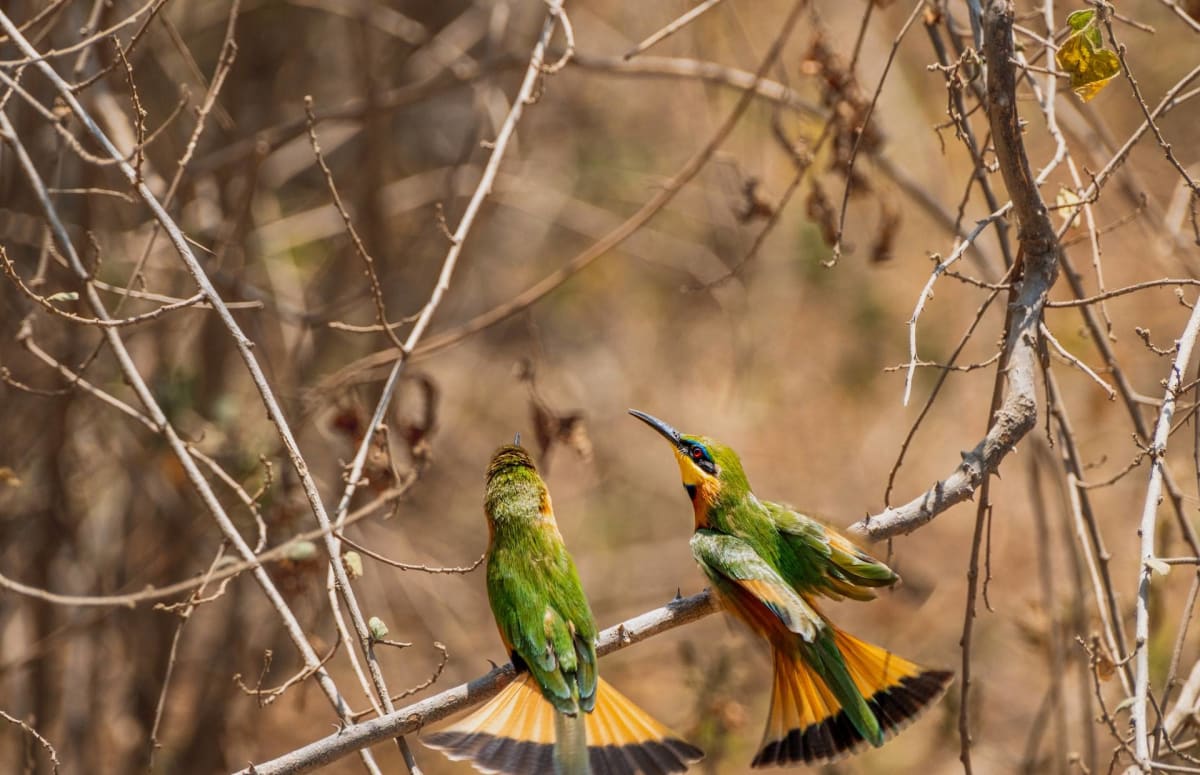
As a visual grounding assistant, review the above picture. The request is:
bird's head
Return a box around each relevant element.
[628,409,749,527]
[485,438,555,532]
[486,436,536,481]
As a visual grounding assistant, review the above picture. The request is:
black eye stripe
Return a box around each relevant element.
[686,442,716,474]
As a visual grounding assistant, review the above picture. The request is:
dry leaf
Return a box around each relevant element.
[1055,11,1120,103]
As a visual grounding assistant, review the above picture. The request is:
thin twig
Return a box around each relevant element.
[2,247,205,326]
[334,532,484,575]
[1047,279,1200,307]
[304,95,406,351]
[884,285,1006,506]
[0,711,60,774]
[904,204,1013,406]
[623,0,726,60]
[0,483,410,608]
[828,0,924,266]
[147,545,229,768]
[1041,322,1116,399]
[0,0,162,66]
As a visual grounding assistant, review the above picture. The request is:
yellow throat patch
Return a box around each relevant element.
[673,448,721,527]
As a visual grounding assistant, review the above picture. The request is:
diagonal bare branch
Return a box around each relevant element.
[232,590,720,775]
[850,0,1061,541]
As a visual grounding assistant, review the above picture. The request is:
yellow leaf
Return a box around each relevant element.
[342,551,364,580]
[1055,29,1120,102]
[1056,186,1083,228]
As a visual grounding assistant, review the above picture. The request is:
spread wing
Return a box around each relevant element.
[767,501,899,601]
[691,529,823,642]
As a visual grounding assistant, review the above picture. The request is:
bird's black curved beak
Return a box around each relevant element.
[628,409,683,448]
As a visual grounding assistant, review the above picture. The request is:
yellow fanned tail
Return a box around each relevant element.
[423,673,558,774]
[584,678,704,775]
[832,627,953,740]
[752,630,954,768]
[424,674,704,774]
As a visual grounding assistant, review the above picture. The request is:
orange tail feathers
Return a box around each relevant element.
[584,677,703,774]
[423,673,703,774]
[424,672,558,773]
[752,627,953,768]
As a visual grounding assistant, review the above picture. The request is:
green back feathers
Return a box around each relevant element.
[483,443,599,716]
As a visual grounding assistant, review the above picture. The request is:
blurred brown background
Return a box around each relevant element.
[2,0,1200,773]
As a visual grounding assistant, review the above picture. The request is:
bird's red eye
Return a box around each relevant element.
[691,447,704,460]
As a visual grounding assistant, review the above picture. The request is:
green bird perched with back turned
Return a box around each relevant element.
[629,410,953,768]
[424,438,704,775]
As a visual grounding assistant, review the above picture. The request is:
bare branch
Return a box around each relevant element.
[0,485,409,608]
[234,590,720,775]
[1132,297,1200,767]
[828,0,924,266]
[851,0,1061,540]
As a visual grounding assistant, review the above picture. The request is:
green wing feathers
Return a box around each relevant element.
[767,502,898,601]
[487,538,598,715]
[691,529,823,641]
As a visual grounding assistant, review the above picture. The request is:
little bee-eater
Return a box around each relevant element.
[629,411,952,768]
[424,441,704,775]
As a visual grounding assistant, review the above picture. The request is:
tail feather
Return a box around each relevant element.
[752,628,953,768]
[555,707,589,775]
[585,678,704,774]
[423,673,557,774]
[424,673,704,775]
